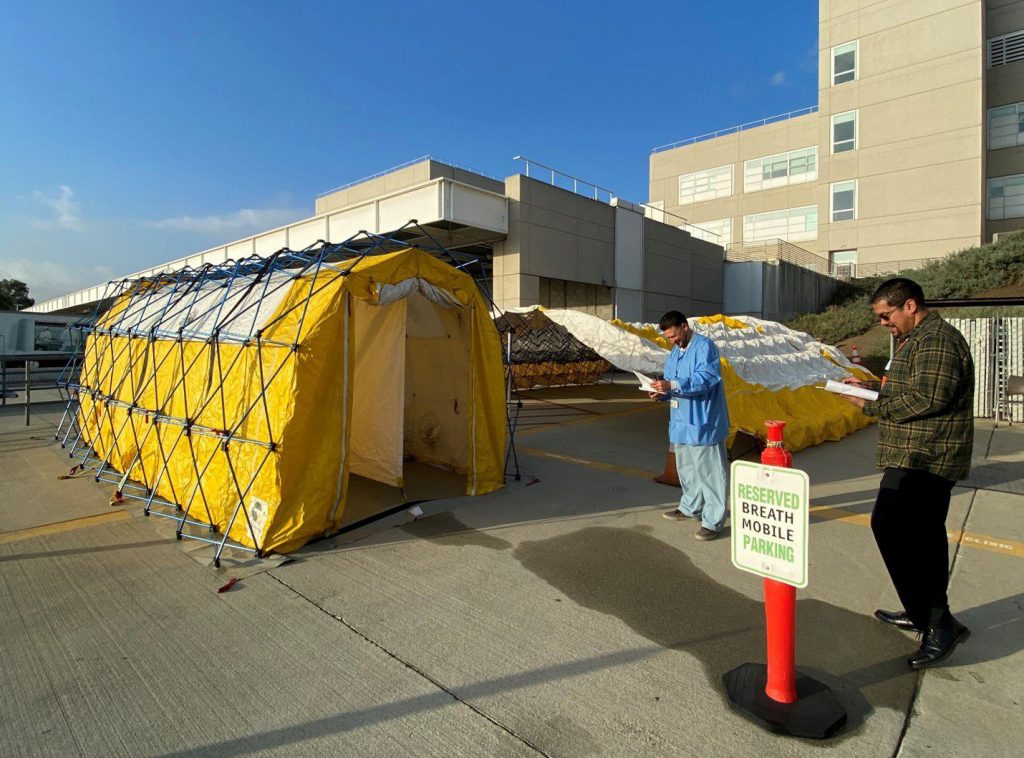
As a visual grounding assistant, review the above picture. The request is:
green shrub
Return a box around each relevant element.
[784,230,1024,344]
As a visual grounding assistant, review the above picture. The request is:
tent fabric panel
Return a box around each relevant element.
[349,296,407,487]
[529,308,872,454]
[466,300,506,495]
[262,276,350,553]
[403,294,470,473]
[344,250,478,308]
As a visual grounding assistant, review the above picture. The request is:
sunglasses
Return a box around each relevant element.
[877,304,904,322]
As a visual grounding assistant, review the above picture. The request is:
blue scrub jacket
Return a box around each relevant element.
[662,332,730,446]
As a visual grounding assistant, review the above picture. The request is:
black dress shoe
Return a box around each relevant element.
[909,620,970,670]
[874,609,920,631]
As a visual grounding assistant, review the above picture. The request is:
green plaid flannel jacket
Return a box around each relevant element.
[863,312,974,481]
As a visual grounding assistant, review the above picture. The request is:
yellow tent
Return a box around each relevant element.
[612,315,874,451]
[75,246,506,556]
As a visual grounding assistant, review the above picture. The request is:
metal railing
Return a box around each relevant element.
[513,156,618,203]
[316,155,503,198]
[725,239,836,276]
[0,354,78,425]
[848,259,934,279]
[651,106,820,154]
[512,156,722,241]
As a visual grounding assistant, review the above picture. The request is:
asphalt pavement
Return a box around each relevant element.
[1,386,1021,757]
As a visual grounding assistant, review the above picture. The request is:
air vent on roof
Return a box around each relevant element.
[989,29,1024,67]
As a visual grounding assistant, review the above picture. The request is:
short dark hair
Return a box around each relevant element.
[658,311,688,330]
[871,277,926,308]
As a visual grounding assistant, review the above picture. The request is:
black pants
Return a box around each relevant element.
[871,467,956,630]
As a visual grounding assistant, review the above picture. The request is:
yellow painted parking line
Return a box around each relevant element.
[519,446,1023,559]
[516,403,662,436]
[518,446,656,480]
[809,504,873,528]
[809,503,1024,558]
[0,510,130,546]
[946,530,1024,559]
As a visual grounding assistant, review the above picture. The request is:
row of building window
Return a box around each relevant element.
[831,27,1024,88]
[687,181,859,246]
[680,99,1020,208]
[677,30,1024,243]
[678,112,859,205]
[686,172,1023,247]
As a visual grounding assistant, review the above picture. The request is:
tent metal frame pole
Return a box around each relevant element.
[54,231,510,565]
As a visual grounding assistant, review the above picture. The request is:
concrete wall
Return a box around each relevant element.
[537,278,614,319]
[722,262,840,322]
[723,262,764,318]
[762,261,842,323]
[642,219,724,323]
[492,175,726,321]
[315,159,504,215]
[492,174,616,312]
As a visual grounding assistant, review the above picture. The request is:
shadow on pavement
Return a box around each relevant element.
[513,526,921,741]
[0,539,167,562]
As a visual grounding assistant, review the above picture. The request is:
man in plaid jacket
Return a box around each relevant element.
[843,277,974,669]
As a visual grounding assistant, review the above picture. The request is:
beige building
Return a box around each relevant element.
[37,157,725,323]
[649,0,1024,277]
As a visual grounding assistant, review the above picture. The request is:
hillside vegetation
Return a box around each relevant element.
[786,230,1024,351]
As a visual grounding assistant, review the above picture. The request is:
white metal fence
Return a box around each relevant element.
[947,317,1024,422]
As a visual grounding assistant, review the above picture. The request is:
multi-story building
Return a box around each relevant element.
[35,157,726,323]
[649,0,1024,278]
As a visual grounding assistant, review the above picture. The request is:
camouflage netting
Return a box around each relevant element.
[496,310,611,389]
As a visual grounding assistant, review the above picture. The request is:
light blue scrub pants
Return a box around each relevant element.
[673,441,729,531]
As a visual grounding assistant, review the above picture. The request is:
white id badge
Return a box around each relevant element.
[884,359,892,371]
[670,399,679,409]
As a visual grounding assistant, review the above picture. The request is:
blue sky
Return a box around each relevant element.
[0,1,818,303]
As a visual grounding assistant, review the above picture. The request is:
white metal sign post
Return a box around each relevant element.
[730,461,809,588]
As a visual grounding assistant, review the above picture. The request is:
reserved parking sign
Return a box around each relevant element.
[730,461,809,588]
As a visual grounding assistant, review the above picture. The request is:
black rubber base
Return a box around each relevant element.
[723,663,847,739]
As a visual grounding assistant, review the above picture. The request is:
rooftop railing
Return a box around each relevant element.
[651,106,819,154]
[512,156,721,241]
[725,239,836,277]
[513,156,617,203]
[316,155,503,198]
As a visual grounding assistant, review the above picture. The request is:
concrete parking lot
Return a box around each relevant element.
[1,387,1022,757]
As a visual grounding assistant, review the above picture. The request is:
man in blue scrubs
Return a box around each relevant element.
[649,311,731,541]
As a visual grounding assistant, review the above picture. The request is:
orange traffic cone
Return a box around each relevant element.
[850,344,862,365]
[654,446,680,487]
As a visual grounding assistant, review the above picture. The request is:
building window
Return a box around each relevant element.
[831,111,857,153]
[988,102,1024,149]
[831,181,857,222]
[988,30,1024,68]
[743,206,818,243]
[830,250,858,279]
[685,217,732,246]
[832,41,858,85]
[988,174,1024,220]
[678,165,732,205]
[743,147,817,192]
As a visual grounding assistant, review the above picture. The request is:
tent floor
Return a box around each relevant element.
[340,462,467,527]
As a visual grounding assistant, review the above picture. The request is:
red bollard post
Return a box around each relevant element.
[761,420,797,704]
[722,419,847,738]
